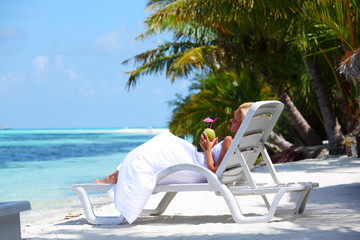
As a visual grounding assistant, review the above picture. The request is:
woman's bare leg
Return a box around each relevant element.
[94,170,119,184]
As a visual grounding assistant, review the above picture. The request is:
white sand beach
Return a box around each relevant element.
[21,155,360,240]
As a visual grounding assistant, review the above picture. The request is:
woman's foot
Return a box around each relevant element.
[94,171,118,184]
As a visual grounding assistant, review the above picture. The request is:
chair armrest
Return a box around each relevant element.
[71,184,114,192]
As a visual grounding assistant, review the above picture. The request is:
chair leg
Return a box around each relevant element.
[273,189,313,215]
[224,187,289,223]
[261,195,271,210]
[141,192,177,216]
[297,189,313,214]
[73,187,124,225]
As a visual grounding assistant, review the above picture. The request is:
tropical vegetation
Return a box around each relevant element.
[123,0,360,155]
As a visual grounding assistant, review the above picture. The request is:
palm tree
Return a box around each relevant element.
[123,0,323,146]
[302,56,345,153]
[168,70,278,146]
[292,0,360,152]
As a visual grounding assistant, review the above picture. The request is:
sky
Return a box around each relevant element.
[0,0,191,129]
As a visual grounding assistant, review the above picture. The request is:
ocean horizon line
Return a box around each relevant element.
[0,127,170,134]
[1,126,169,130]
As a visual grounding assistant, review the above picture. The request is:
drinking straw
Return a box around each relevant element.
[203,117,219,129]
[210,117,219,129]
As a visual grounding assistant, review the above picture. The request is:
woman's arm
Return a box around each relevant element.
[214,136,232,169]
[200,133,233,173]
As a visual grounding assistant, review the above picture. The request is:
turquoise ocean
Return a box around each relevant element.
[0,128,160,210]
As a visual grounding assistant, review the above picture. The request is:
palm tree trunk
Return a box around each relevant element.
[303,56,345,154]
[260,70,322,147]
[276,91,323,146]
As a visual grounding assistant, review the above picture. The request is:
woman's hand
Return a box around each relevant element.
[200,132,218,153]
[201,132,218,173]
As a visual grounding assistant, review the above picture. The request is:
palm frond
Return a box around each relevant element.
[302,0,359,50]
[168,70,276,145]
[124,43,218,88]
[168,46,218,80]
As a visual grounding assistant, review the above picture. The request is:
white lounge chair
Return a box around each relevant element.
[71,100,318,225]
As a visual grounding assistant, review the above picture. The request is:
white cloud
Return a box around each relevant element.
[0,75,9,93]
[94,29,123,52]
[0,27,25,39]
[33,56,49,72]
[0,72,23,93]
[154,88,163,94]
[0,73,18,84]
[65,69,77,79]
[55,55,63,67]
[0,27,26,54]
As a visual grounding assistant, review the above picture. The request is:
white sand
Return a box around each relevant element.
[21,155,360,239]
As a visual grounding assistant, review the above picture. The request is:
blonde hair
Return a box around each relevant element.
[238,102,254,121]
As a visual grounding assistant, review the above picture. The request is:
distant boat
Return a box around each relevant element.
[0,125,11,130]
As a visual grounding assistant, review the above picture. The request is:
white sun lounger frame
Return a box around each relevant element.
[71,100,319,225]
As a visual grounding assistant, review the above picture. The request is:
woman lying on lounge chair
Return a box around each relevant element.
[94,102,253,224]
[95,102,253,184]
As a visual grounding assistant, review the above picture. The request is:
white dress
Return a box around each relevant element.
[111,131,222,224]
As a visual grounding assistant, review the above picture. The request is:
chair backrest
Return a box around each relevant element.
[215,101,284,185]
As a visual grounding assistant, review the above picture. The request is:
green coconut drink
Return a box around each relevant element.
[203,117,218,141]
